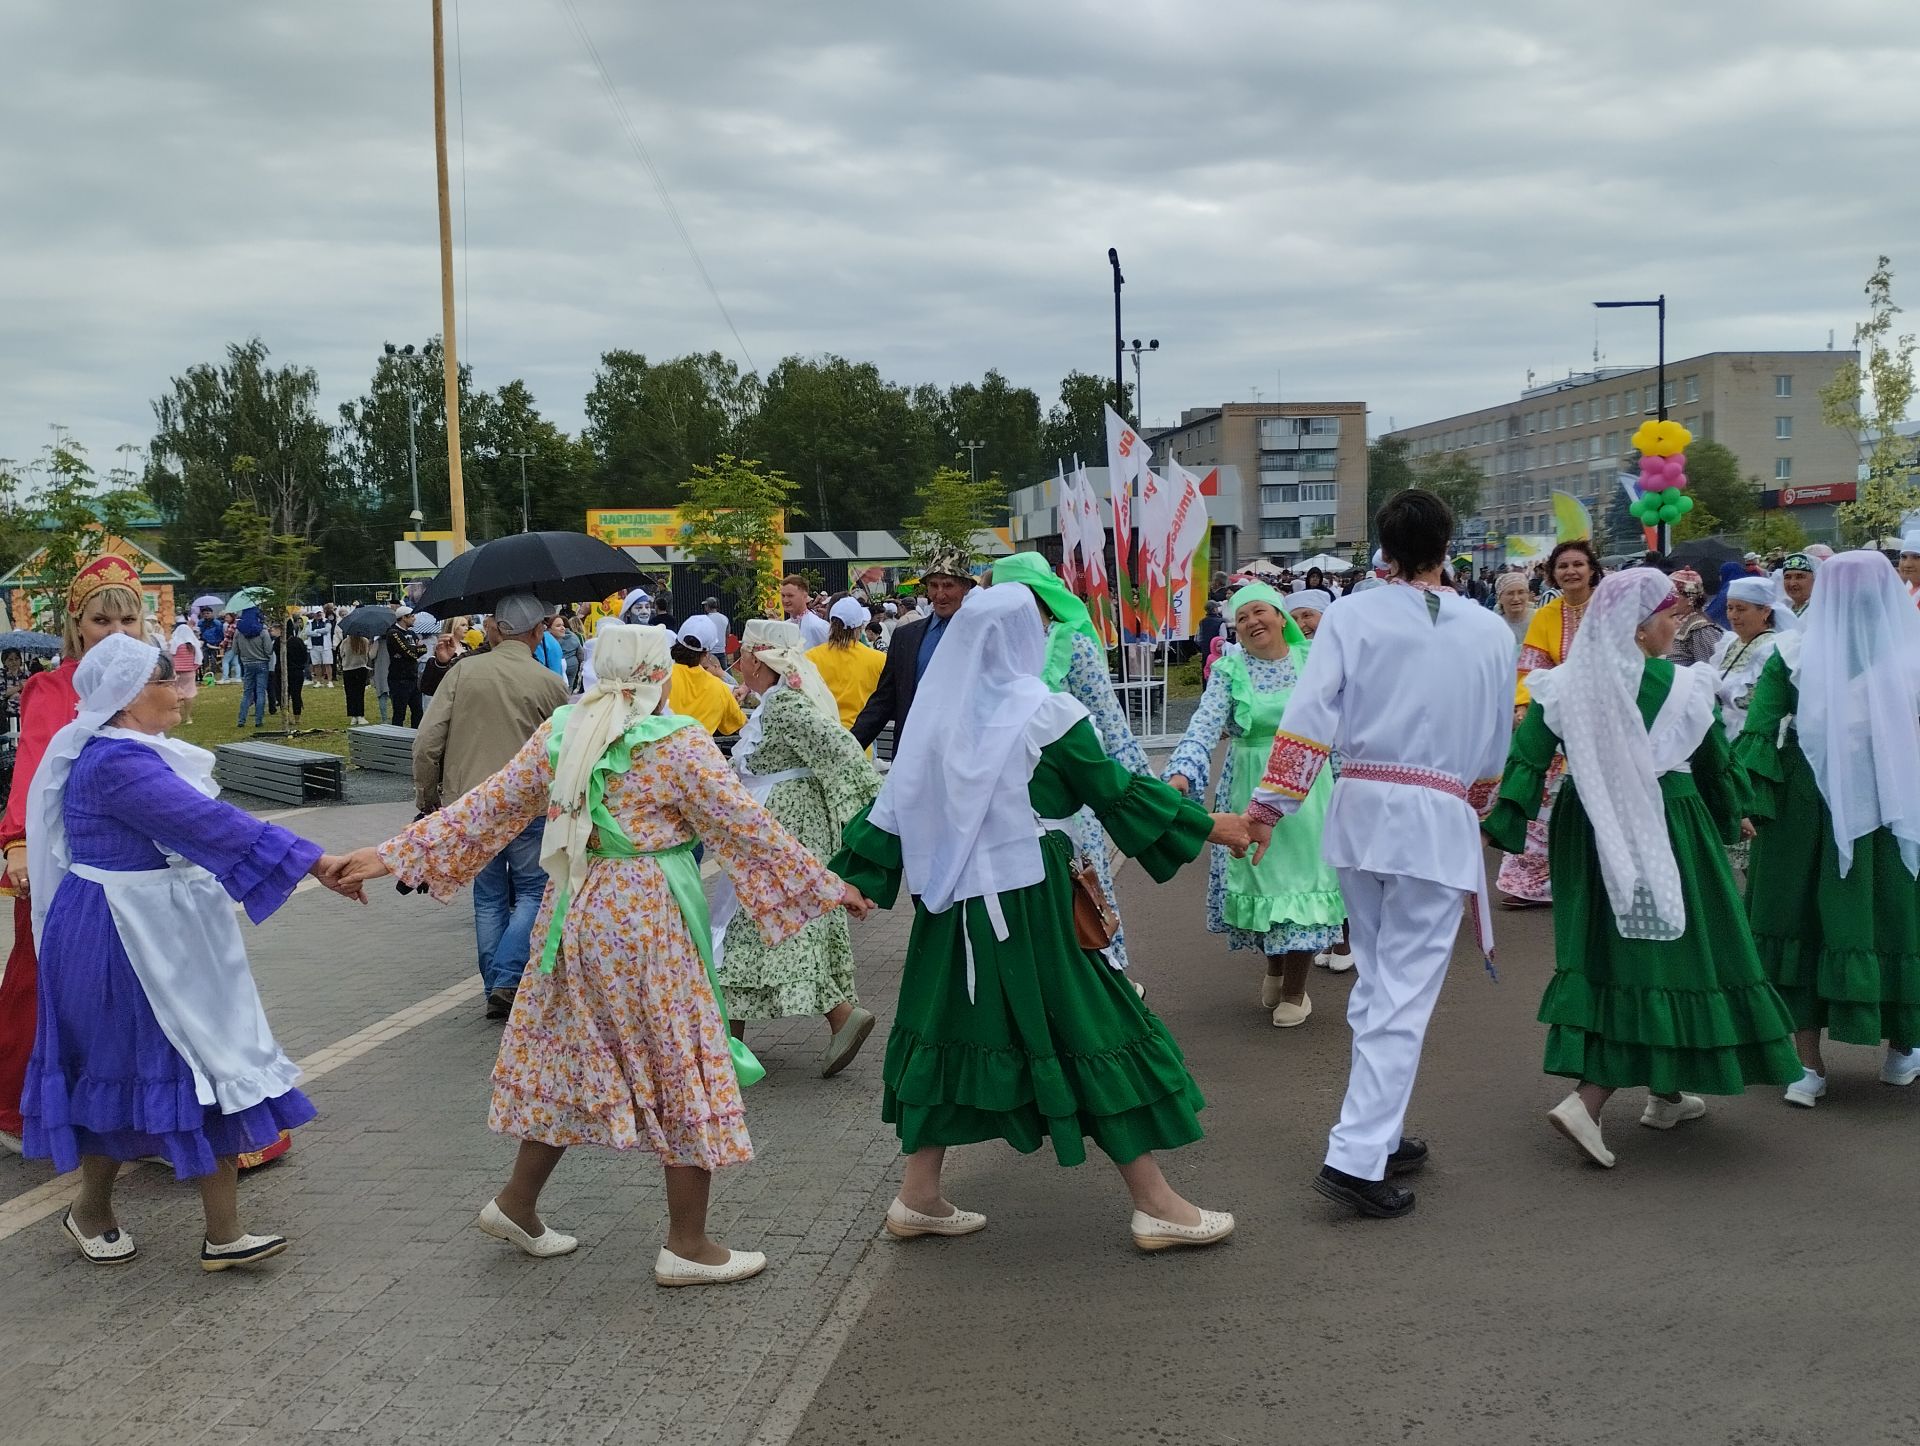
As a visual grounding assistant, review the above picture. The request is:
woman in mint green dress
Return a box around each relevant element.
[830,584,1249,1254]
[1166,583,1343,1027]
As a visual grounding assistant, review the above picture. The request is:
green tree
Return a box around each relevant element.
[1365,436,1415,545]
[1678,440,1759,535]
[1672,503,1722,543]
[903,464,1005,563]
[1600,456,1647,553]
[678,455,794,617]
[745,355,939,529]
[1042,370,1131,468]
[582,350,758,509]
[1743,510,1811,555]
[14,440,148,624]
[145,339,350,586]
[944,369,1045,492]
[196,497,317,734]
[1826,255,1918,545]
[463,380,594,541]
[1411,451,1485,528]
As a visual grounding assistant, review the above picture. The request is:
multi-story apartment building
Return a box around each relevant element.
[1149,400,1369,564]
[1385,351,1858,542]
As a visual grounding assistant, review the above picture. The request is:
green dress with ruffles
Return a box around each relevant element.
[1735,651,1920,1048]
[829,717,1213,1166]
[1483,657,1801,1092]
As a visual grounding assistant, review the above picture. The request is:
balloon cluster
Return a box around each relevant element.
[1630,419,1693,527]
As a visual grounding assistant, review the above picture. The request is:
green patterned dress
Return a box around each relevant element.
[1483,657,1802,1093]
[830,718,1213,1166]
[1736,651,1920,1048]
[716,686,881,1019]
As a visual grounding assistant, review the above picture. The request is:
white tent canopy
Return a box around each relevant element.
[1291,552,1355,573]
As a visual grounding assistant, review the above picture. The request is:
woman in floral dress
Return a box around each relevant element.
[1165,583,1344,1027]
[335,623,870,1287]
[989,552,1155,984]
[715,619,882,1078]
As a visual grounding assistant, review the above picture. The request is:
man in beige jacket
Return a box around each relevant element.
[413,591,571,1017]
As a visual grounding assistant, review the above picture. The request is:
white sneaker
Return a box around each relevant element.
[1316,949,1356,974]
[1547,1092,1615,1167]
[1784,1069,1827,1108]
[654,1246,767,1287]
[1880,1047,1920,1087]
[1638,1093,1707,1130]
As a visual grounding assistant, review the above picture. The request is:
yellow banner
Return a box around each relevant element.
[585,509,692,547]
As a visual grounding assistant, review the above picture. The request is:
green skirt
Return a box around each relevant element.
[849,823,1204,1167]
[1538,775,1802,1093]
[1746,744,1920,1048]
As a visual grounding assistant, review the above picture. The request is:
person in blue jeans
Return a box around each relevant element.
[408,592,571,1015]
[232,607,274,726]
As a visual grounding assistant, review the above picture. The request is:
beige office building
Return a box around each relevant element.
[1385,351,1858,541]
[1150,401,1370,566]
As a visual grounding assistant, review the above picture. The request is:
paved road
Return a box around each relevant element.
[2,799,1913,1446]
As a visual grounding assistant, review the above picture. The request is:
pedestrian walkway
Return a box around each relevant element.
[0,799,919,1446]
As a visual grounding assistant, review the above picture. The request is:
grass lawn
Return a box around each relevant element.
[176,678,356,758]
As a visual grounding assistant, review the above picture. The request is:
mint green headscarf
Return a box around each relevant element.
[990,551,1102,689]
[1227,582,1307,651]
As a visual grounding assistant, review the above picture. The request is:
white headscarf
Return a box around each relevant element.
[541,622,673,907]
[27,635,214,941]
[738,619,837,720]
[1526,568,1711,941]
[1791,550,1920,879]
[1726,576,1799,635]
[868,583,1086,920]
[169,618,201,660]
[1283,589,1331,614]
[619,588,653,624]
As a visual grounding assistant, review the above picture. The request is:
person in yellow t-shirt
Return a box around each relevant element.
[669,618,747,736]
[806,596,885,730]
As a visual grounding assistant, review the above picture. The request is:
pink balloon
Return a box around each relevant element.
[1639,455,1661,477]
[1642,472,1670,492]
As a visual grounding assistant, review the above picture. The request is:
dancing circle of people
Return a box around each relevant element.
[2,500,1915,1280]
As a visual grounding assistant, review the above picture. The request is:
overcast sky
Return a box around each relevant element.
[4,0,1916,483]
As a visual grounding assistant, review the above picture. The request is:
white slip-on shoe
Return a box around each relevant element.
[1131,1207,1235,1252]
[1130,978,1147,1001]
[1547,1093,1616,1167]
[476,1199,578,1258]
[884,1197,987,1239]
[1261,975,1286,1009]
[1784,1069,1827,1108]
[200,1232,287,1271]
[821,1006,877,1079]
[1880,1047,1920,1087]
[1639,1093,1707,1130]
[1271,995,1312,1029]
[654,1246,767,1287]
[62,1209,136,1265]
[1319,949,1357,974]
[0,1129,22,1155]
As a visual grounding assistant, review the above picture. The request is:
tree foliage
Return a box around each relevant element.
[903,465,1005,564]
[195,497,317,734]
[678,455,794,618]
[13,441,149,621]
[1410,451,1485,529]
[583,350,755,509]
[1679,440,1759,534]
[1043,371,1131,468]
[1743,510,1811,555]
[1364,435,1415,546]
[1826,255,1919,546]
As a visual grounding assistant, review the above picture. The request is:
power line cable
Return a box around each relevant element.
[554,0,756,373]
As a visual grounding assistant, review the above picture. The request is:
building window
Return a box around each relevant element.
[1300,482,1337,501]
[1571,402,1585,425]
[1775,374,1792,397]
[1589,437,1603,458]
[1306,416,1340,435]
[1604,430,1619,454]
[1525,414,1537,435]
[1260,483,1299,504]
[1643,385,1657,411]
[1775,415,1793,439]
[1555,442,1569,464]
[1775,457,1793,481]
[1682,416,1699,436]
[1262,517,1300,541]
[1683,375,1700,403]
[1297,450,1336,471]
[1607,394,1619,419]
[1554,404,1567,429]
[1663,380,1677,406]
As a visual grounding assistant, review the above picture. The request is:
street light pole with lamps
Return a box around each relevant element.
[507,447,535,532]
[959,439,985,484]
[1124,339,1159,426]
[384,342,426,541]
[1593,294,1668,549]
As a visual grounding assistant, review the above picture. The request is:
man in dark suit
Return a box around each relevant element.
[852,544,976,750]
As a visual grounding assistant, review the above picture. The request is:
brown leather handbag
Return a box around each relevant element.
[1071,857,1120,950]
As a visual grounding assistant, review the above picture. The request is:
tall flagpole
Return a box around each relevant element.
[432,0,469,553]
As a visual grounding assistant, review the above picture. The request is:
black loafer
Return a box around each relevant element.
[1387,1137,1429,1175]
[1313,1165,1415,1219]
[485,987,516,1020]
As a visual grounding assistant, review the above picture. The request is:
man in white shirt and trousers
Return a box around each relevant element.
[1247,489,1513,1218]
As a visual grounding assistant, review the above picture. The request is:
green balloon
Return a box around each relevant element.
[1677,494,1695,513]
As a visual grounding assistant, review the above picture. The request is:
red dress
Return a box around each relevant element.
[0,660,80,1136]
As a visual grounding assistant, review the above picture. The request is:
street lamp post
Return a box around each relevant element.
[1108,248,1125,414]
[385,342,426,540]
[1124,339,1160,426]
[959,439,985,484]
[1593,294,1668,548]
[508,447,534,532]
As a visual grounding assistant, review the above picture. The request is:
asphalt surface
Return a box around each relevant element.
[788,851,1919,1446]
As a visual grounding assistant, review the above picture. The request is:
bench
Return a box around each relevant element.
[214,740,345,805]
[348,724,418,775]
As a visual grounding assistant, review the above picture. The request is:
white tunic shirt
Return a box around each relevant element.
[1708,628,1780,742]
[1250,584,1512,905]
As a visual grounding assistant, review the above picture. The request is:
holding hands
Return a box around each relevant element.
[309,854,368,904]
[309,847,393,903]
[839,880,878,920]
[1208,812,1251,859]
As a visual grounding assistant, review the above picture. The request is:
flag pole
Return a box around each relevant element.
[432,0,468,554]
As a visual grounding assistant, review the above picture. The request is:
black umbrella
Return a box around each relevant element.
[414,531,643,616]
[339,605,398,640]
[1666,537,1745,573]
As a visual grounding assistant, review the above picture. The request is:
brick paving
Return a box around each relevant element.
[0,798,919,1446]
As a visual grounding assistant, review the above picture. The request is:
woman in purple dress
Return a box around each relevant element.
[23,634,355,1270]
